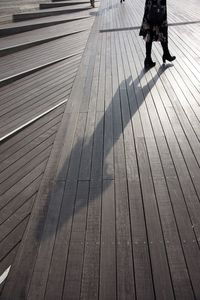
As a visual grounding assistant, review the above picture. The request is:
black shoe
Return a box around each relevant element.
[144,58,156,69]
[162,54,176,63]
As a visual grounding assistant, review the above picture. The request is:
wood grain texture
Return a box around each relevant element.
[1,0,200,299]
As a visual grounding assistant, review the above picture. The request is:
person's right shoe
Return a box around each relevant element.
[144,57,156,69]
[162,53,176,63]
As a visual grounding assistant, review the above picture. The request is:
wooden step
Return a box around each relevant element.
[0,18,93,55]
[0,30,90,85]
[0,12,91,36]
[40,1,90,9]
[13,4,93,21]
[0,0,50,24]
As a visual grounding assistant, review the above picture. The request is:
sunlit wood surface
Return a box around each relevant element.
[1,0,200,298]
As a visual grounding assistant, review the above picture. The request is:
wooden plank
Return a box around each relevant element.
[0,83,68,123]
[111,28,136,299]
[0,244,19,295]
[0,32,89,82]
[131,23,200,298]
[90,112,104,180]
[0,120,61,167]
[155,136,200,299]
[62,181,89,300]
[136,137,174,299]
[0,74,73,117]
[44,181,77,300]
[0,131,57,174]
[78,31,103,180]
[0,147,64,299]
[79,34,100,112]
[99,180,116,300]
[25,180,66,300]
[78,111,96,180]
[116,14,174,300]
[1,0,200,299]
[0,75,74,114]
[138,43,200,239]
[0,217,29,263]
[0,143,53,195]
[0,55,80,97]
[0,95,67,138]
[115,179,136,299]
[0,198,33,244]
[127,25,194,299]
[114,30,155,299]
[67,113,87,180]
[0,105,64,155]
[0,13,91,37]
[103,31,114,180]
[13,4,95,21]
[1,15,98,300]
[96,31,106,112]
[0,18,93,52]
[0,160,47,210]
[56,19,100,180]
[0,176,41,225]
[80,181,101,300]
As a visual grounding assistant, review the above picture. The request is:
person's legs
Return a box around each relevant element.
[144,40,156,69]
[146,40,152,59]
[161,40,176,63]
[90,0,95,7]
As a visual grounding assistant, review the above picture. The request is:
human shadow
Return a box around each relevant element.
[2,64,171,300]
[38,64,172,243]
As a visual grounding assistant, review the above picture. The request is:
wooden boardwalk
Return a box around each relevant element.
[1,0,200,299]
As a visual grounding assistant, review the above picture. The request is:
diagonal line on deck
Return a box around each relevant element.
[100,20,200,32]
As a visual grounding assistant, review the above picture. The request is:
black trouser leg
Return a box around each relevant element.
[144,40,155,68]
[146,41,153,59]
[161,40,176,62]
[161,41,169,56]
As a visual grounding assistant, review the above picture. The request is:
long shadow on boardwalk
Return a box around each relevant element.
[0,64,171,300]
[51,65,171,236]
[31,64,173,299]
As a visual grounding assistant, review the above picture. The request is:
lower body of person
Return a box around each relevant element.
[90,0,95,7]
[145,39,176,69]
[139,22,176,69]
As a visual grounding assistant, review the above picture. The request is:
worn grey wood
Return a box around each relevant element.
[0,8,97,299]
[99,180,116,300]
[13,4,96,21]
[1,0,200,299]
[0,18,93,55]
[80,181,101,300]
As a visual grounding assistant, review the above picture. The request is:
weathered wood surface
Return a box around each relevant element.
[0,0,96,295]
[1,0,200,298]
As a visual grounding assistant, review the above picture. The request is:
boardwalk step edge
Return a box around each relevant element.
[13,6,91,21]
[0,51,83,87]
[0,16,89,37]
[40,2,90,9]
[0,100,68,142]
[0,29,86,56]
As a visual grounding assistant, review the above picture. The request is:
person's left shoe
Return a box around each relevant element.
[144,57,156,69]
